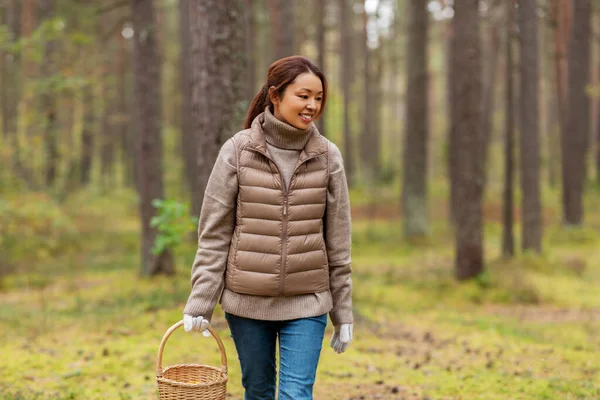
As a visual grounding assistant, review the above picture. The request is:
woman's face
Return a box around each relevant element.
[270,72,323,130]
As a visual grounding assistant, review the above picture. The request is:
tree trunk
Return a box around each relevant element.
[502,0,515,258]
[519,0,542,252]
[279,0,295,56]
[452,0,484,280]
[544,6,559,188]
[268,0,294,60]
[39,0,58,189]
[190,0,246,218]
[552,0,569,186]
[100,38,116,190]
[245,0,257,103]
[360,3,376,182]
[132,0,174,276]
[0,5,9,140]
[562,0,590,225]
[179,0,196,195]
[117,20,134,188]
[402,0,429,238]
[80,83,95,186]
[447,19,458,225]
[481,8,501,177]
[315,0,326,136]
[339,0,354,187]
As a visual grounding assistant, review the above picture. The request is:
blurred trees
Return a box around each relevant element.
[1,0,599,280]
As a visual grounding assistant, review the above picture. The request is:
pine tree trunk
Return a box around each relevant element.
[80,83,95,186]
[502,0,515,258]
[190,0,247,218]
[452,0,484,280]
[132,0,174,276]
[117,21,134,188]
[447,19,458,225]
[402,0,429,238]
[40,0,58,189]
[519,0,542,252]
[268,0,294,60]
[179,0,196,195]
[315,0,326,136]
[563,0,590,225]
[360,4,375,183]
[481,10,501,176]
[339,0,354,187]
[245,0,257,103]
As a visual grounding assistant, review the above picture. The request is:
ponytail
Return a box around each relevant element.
[244,85,270,129]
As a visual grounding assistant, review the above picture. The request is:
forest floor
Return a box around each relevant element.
[1,186,600,399]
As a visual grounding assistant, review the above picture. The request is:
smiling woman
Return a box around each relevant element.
[182,55,353,399]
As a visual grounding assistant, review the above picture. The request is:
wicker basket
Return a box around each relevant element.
[156,320,228,400]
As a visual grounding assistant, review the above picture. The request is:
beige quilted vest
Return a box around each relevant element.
[225,117,330,296]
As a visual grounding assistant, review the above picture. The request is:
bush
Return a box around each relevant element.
[0,193,80,268]
[150,199,197,255]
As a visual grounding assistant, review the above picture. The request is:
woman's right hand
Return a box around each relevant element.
[183,314,211,337]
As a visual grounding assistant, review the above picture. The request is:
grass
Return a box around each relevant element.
[0,185,599,399]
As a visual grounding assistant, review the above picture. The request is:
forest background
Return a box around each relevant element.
[1,0,599,399]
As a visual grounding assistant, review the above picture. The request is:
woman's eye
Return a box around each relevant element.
[298,95,308,99]
[316,97,322,101]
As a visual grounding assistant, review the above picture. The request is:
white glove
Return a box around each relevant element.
[183,314,211,337]
[329,323,353,354]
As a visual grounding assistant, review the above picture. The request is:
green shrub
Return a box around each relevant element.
[150,199,197,255]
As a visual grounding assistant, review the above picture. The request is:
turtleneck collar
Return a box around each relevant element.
[262,106,314,150]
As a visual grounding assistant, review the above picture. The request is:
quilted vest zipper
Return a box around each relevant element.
[280,194,288,296]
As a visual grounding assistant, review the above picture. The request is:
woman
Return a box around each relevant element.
[182,56,353,400]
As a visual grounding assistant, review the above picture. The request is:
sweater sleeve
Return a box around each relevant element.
[183,139,238,321]
[325,142,353,326]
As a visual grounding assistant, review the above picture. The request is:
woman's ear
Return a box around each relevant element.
[268,86,279,105]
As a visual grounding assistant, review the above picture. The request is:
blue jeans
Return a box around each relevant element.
[224,312,327,400]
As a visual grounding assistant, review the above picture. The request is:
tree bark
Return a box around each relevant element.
[39,0,58,189]
[339,0,354,187]
[447,19,458,225]
[132,0,174,276]
[245,0,257,103]
[179,0,196,195]
[502,0,515,258]
[481,7,501,176]
[117,20,135,188]
[268,0,294,60]
[80,83,95,186]
[402,0,429,238]
[519,0,542,252]
[562,0,590,225]
[452,0,484,280]
[315,0,326,136]
[190,0,247,218]
[100,35,116,189]
[360,3,379,182]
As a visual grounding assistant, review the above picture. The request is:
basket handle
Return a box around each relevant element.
[156,320,228,378]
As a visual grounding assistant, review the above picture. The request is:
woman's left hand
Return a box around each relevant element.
[330,323,353,354]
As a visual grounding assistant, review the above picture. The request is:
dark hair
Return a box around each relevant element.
[244,56,328,129]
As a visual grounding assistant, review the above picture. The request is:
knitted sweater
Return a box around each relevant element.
[183,107,353,326]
